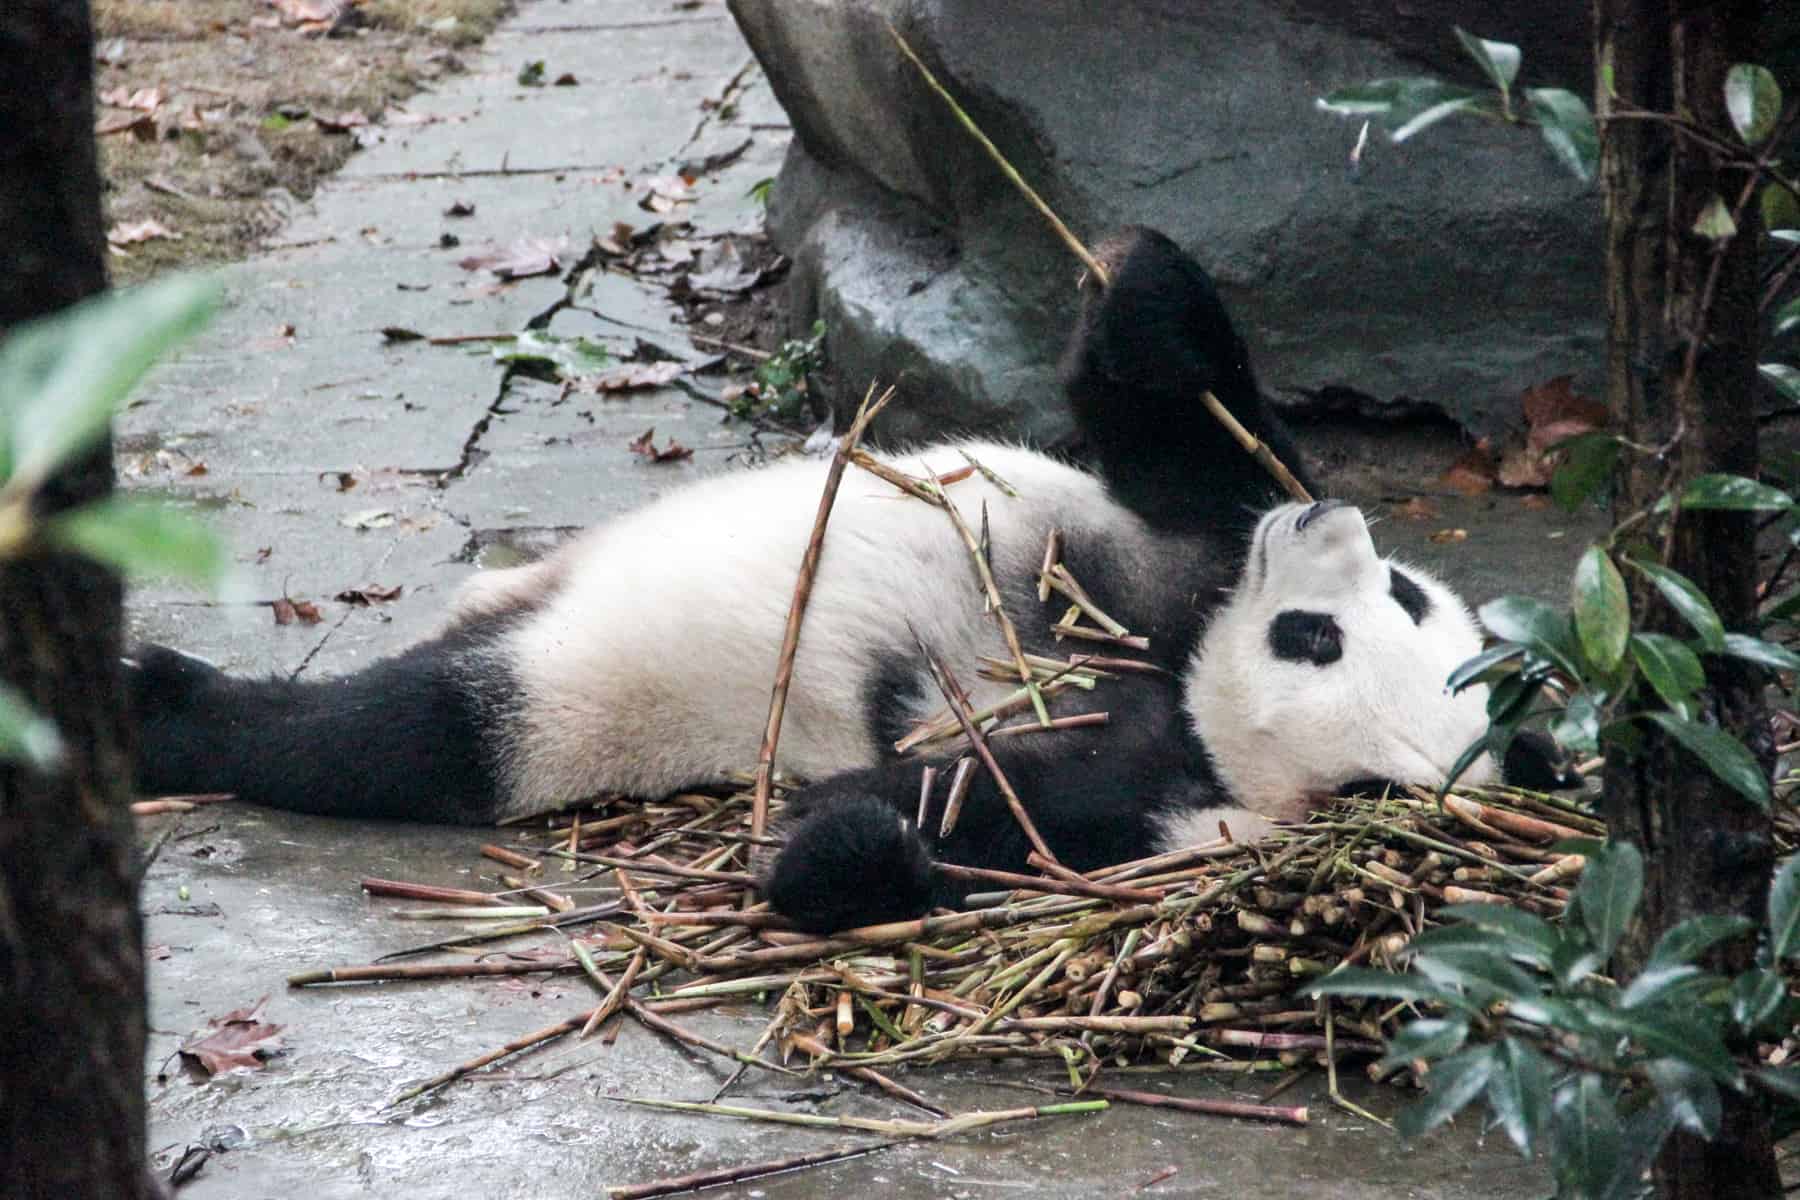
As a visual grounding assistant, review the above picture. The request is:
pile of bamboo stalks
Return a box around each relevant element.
[289,780,1621,1104]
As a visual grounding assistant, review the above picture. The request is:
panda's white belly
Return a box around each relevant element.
[488,441,1116,814]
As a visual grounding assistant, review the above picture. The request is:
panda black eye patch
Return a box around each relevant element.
[1268,610,1343,666]
[1389,567,1432,626]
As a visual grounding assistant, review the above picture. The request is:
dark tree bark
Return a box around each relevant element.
[0,3,152,1198]
[1593,1,1776,1196]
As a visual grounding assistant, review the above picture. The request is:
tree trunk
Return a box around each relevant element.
[1592,1,1776,1195]
[0,3,153,1197]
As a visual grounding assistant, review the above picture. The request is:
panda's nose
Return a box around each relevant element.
[1295,499,1348,531]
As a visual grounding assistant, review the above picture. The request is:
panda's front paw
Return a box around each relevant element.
[125,644,226,718]
[1071,226,1237,399]
[760,792,935,934]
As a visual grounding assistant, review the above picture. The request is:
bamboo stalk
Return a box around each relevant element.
[884,23,1311,504]
[752,383,896,839]
[607,1142,895,1200]
[611,1095,1108,1139]
[1068,1084,1308,1126]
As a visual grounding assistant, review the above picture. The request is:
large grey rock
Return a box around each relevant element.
[729,0,1600,444]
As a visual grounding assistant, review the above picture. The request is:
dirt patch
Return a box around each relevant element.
[94,0,511,284]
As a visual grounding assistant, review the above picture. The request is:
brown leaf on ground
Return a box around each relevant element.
[314,109,368,133]
[1439,445,1497,496]
[179,997,285,1076]
[1520,494,1553,511]
[1429,528,1470,544]
[456,237,566,280]
[108,218,183,246]
[268,0,348,27]
[1521,375,1608,453]
[95,110,156,139]
[99,85,164,112]
[271,597,323,626]
[592,361,684,392]
[628,427,694,463]
[334,583,403,606]
[1391,496,1439,521]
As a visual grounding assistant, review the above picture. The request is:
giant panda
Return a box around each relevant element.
[130,227,1549,934]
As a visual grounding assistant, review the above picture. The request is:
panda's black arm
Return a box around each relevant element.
[1059,226,1318,537]
[761,681,1194,933]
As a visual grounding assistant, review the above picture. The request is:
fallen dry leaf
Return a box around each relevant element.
[334,583,404,606]
[108,218,183,247]
[592,361,684,392]
[1439,445,1497,496]
[95,110,156,139]
[1521,375,1608,453]
[99,85,164,112]
[456,237,567,280]
[315,109,369,133]
[1520,494,1553,511]
[179,997,284,1076]
[1429,528,1470,544]
[444,200,476,218]
[271,597,324,625]
[628,427,694,464]
[1391,496,1439,521]
[339,508,396,530]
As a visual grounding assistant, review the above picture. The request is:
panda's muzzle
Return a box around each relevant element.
[1294,498,1349,532]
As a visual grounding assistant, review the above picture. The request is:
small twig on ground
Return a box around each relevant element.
[606,1142,896,1200]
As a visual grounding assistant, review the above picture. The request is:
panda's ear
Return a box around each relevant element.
[1501,730,1585,792]
[1267,610,1343,666]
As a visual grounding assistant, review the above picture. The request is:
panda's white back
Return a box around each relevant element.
[484,440,1143,815]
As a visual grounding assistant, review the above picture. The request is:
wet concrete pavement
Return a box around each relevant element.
[124,1,1605,1195]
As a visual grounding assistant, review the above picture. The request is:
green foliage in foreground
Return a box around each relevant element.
[0,276,223,769]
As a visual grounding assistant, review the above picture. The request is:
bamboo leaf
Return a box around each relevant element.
[1644,712,1771,811]
[1725,63,1782,145]
[1525,88,1598,182]
[1769,855,1800,961]
[1717,632,1800,672]
[1629,633,1704,718]
[1649,914,1753,969]
[1573,546,1630,673]
[1395,1045,1495,1140]
[1453,27,1521,96]
[1763,362,1800,405]
[1573,841,1642,959]
[1627,559,1725,650]
[44,496,226,588]
[1550,432,1619,511]
[1660,472,1793,512]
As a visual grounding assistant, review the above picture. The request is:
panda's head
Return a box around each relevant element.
[1185,500,1497,822]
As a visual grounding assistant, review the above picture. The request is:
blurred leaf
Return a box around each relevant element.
[0,681,64,771]
[1629,632,1704,719]
[1659,472,1793,512]
[1731,968,1786,1032]
[1393,96,1481,142]
[1551,1076,1622,1198]
[44,496,225,588]
[1773,295,1800,340]
[1649,914,1753,969]
[1316,76,1480,124]
[1646,1059,1722,1138]
[1718,632,1800,672]
[1302,967,1460,1007]
[1446,642,1525,692]
[1526,88,1598,182]
[1620,964,1705,1009]
[1693,194,1738,242]
[1439,733,1499,802]
[1396,1045,1496,1140]
[1435,903,1559,968]
[1573,546,1630,672]
[1644,711,1771,810]
[1479,595,1582,677]
[1574,840,1643,959]
[1763,363,1800,405]
[1725,63,1781,145]
[1454,28,1521,95]
[1586,1007,1741,1084]
[1486,670,1539,726]
[1,275,218,491]
[1628,559,1725,650]
[1487,1038,1551,1157]
[1752,1066,1800,1100]
[1550,691,1602,757]
[1377,1017,1469,1073]
[1410,941,1544,1007]
[1770,855,1800,960]
[1551,432,1620,511]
